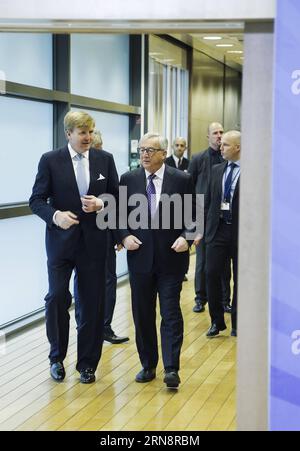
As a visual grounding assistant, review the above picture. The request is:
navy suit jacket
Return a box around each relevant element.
[119,165,195,275]
[165,155,189,171]
[29,146,119,262]
[205,161,240,245]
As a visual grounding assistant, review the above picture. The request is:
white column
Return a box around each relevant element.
[237,22,274,431]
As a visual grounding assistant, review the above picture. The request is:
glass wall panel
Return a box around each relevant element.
[0,96,53,204]
[148,36,189,154]
[0,215,48,326]
[0,33,53,89]
[71,34,129,104]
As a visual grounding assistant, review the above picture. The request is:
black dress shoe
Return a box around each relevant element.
[206,323,227,337]
[163,370,181,389]
[193,301,206,313]
[104,329,129,344]
[50,362,65,382]
[80,368,96,384]
[231,329,237,337]
[135,368,156,383]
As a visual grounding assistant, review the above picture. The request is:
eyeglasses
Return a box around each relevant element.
[137,147,163,155]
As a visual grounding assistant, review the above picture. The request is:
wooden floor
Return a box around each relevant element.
[0,254,236,431]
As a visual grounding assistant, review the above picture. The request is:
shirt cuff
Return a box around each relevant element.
[96,198,104,213]
[53,210,61,226]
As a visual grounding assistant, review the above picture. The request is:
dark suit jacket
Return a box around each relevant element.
[119,165,195,275]
[188,147,222,195]
[205,161,239,245]
[165,155,189,171]
[29,146,119,262]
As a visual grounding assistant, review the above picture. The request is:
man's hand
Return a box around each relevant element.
[171,236,189,253]
[122,235,142,251]
[193,233,202,246]
[56,211,79,230]
[81,195,103,213]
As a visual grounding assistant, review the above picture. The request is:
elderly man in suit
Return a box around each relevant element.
[29,111,119,384]
[165,137,189,171]
[205,130,241,338]
[188,122,231,314]
[120,133,196,389]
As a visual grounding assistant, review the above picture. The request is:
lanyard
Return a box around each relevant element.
[223,168,240,201]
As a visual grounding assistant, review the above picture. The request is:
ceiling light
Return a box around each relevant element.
[216,44,234,47]
[203,36,222,40]
[227,50,243,54]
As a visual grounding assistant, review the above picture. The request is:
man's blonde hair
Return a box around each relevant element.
[64,111,95,132]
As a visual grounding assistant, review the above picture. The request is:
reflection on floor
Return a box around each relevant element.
[0,254,236,431]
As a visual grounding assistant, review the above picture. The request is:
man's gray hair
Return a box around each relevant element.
[139,132,168,150]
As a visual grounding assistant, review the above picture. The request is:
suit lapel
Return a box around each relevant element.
[233,177,240,201]
[136,168,147,195]
[161,165,175,195]
[59,147,80,194]
[88,148,100,194]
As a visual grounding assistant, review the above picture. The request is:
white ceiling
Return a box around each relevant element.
[172,32,244,71]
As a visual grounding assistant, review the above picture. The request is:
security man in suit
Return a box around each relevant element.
[188,122,231,314]
[119,133,196,389]
[29,111,119,384]
[165,137,189,171]
[205,130,241,338]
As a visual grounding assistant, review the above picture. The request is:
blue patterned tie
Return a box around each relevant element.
[223,163,237,222]
[224,163,237,203]
[74,153,88,197]
[146,174,156,217]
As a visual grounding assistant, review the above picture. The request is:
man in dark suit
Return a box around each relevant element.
[165,137,189,171]
[205,130,241,338]
[29,111,119,384]
[119,133,196,389]
[73,130,129,345]
[188,122,231,314]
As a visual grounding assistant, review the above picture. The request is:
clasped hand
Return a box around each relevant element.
[122,235,189,253]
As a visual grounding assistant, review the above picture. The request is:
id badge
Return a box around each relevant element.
[221,202,230,211]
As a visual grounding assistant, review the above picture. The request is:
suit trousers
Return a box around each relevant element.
[46,235,106,371]
[206,221,238,330]
[129,270,184,371]
[74,236,117,331]
[104,239,117,329]
[194,238,232,304]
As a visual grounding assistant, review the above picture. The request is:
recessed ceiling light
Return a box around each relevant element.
[203,36,222,40]
[216,44,234,47]
[227,50,243,54]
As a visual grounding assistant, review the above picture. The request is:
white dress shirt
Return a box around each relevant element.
[145,164,165,209]
[68,143,90,187]
[221,159,240,202]
[172,154,182,168]
[53,145,90,225]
